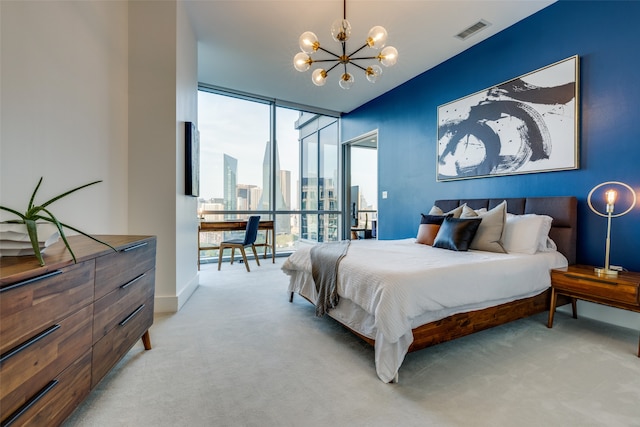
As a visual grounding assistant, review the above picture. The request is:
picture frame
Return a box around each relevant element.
[437,55,579,181]
[185,121,200,197]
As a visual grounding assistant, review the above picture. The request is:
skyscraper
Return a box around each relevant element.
[223,154,237,218]
[258,140,291,234]
[280,170,291,210]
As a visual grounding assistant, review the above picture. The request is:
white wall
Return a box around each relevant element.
[1,0,199,313]
[128,1,179,312]
[127,0,199,312]
[1,1,129,233]
[175,1,200,309]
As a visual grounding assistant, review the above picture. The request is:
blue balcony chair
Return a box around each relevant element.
[217,215,261,272]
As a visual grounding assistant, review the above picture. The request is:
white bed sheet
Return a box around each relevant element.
[282,238,568,382]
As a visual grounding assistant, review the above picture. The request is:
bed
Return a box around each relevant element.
[282,196,577,382]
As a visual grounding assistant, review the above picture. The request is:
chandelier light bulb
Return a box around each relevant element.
[312,69,328,86]
[605,189,617,213]
[365,65,383,83]
[338,72,354,89]
[378,46,398,67]
[299,31,319,53]
[367,26,388,49]
[331,19,352,42]
[293,52,312,72]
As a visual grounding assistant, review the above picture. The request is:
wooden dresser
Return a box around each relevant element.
[0,235,156,427]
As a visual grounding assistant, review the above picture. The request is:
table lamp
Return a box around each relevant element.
[587,181,637,277]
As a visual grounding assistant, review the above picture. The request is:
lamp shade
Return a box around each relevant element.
[312,69,327,86]
[379,46,398,67]
[293,52,311,72]
[299,31,319,53]
[588,181,637,218]
[365,65,383,83]
[367,26,388,49]
[331,19,351,42]
[338,72,354,89]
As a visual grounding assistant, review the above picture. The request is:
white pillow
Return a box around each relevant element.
[539,236,558,252]
[502,214,553,254]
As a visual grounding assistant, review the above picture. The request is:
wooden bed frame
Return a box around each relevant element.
[302,196,578,354]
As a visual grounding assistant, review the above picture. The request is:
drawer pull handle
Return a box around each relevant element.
[120,273,146,290]
[0,324,61,364]
[122,242,148,252]
[1,379,59,427]
[119,304,145,327]
[564,273,617,285]
[0,270,63,293]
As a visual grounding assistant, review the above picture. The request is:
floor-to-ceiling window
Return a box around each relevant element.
[197,88,341,262]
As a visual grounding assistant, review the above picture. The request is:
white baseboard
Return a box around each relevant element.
[153,274,200,313]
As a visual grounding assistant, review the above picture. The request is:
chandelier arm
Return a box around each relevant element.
[348,62,369,72]
[326,62,341,74]
[348,43,369,57]
[317,46,341,58]
[349,56,378,61]
[313,59,343,63]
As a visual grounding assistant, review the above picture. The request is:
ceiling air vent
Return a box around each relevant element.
[456,20,491,40]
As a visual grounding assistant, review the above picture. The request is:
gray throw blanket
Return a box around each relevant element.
[310,240,350,317]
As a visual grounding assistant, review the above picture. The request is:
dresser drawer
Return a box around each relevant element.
[0,305,92,423]
[0,260,94,355]
[91,295,154,388]
[94,238,156,300]
[552,270,640,306]
[0,350,91,427]
[93,268,155,343]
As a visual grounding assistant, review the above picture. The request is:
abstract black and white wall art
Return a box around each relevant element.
[437,55,579,181]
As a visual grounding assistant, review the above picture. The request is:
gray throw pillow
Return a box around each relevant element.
[461,200,507,253]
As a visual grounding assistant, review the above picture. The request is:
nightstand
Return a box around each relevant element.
[547,265,640,357]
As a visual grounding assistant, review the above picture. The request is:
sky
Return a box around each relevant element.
[197,91,377,210]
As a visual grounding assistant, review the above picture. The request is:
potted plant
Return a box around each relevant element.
[0,177,116,266]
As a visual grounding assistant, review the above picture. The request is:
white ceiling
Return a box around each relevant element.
[185,1,555,114]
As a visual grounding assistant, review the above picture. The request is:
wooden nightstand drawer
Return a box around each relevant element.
[0,260,94,355]
[551,268,639,306]
[0,350,91,427]
[91,295,154,388]
[0,305,92,422]
[93,268,155,343]
[549,265,640,357]
[94,237,156,300]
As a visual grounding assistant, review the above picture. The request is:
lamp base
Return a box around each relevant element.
[594,267,618,278]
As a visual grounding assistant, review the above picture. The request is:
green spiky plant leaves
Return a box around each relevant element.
[0,177,116,266]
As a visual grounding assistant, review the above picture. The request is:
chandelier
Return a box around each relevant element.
[293,0,398,89]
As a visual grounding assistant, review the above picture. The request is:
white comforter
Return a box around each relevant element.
[282,238,568,382]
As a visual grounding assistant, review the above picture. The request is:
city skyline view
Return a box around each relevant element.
[197,91,377,213]
[197,92,302,209]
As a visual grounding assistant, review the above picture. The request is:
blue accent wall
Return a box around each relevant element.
[342,0,640,272]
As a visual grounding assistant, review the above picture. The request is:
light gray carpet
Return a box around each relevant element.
[65,258,640,427]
